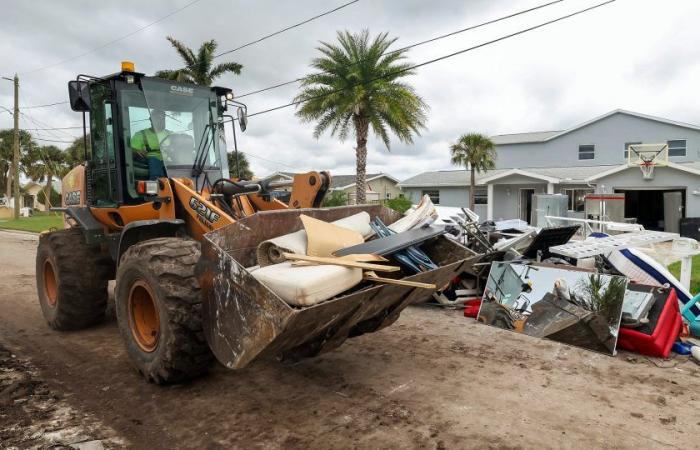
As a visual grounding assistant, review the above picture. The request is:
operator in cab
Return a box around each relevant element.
[132,109,170,180]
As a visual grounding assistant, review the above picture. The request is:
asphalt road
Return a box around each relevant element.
[0,230,698,449]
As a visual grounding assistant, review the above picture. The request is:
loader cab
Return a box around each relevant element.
[69,63,232,207]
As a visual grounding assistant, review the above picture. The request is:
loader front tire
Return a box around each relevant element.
[115,238,213,384]
[36,228,113,330]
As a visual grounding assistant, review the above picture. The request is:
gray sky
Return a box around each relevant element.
[1,0,698,180]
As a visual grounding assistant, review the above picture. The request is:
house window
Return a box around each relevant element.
[668,139,686,157]
[474,187,488,205]
[563,188,594,212]
[422,190,439,205]
[624,142,641,159]
[578,145,595,160]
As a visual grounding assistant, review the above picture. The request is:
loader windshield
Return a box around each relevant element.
[120,78,225,192]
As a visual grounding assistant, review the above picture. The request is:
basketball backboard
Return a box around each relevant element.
[627,143,668,179]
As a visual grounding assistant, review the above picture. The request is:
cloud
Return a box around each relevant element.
[2,0,700,181]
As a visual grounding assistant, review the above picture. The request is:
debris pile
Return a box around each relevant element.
[431,207,700,361]
[197,195,700,368]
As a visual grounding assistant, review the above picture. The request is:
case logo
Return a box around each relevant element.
[170,85,194,96]
[64,190,81,206]
[189,196,220,229]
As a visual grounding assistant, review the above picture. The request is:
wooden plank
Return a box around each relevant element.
[363,272,436,289]
[341,254,389,262]
[291,253,388,266]
[282,253,400,272]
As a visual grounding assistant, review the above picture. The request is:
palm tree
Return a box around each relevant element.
[23,145,68,208]
[155,36,243,86]
[64,134,90,167]
[1,129,35,200]
[227,151,253,180]
[450,133,496,210]
[294,30,428,204]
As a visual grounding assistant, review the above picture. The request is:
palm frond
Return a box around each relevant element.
[166,36,196,67]
[156,37,242,86]
[209,62,243,80]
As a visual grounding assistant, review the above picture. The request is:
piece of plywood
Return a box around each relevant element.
[282,253,399,272]
[301,214,365,258]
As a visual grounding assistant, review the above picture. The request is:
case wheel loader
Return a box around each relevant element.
[36,62,477,384]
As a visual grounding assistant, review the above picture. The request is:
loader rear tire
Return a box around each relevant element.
[115,238,213,384]
[36,228,113,330]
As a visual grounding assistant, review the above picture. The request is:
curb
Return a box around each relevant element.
[0,228,41,239]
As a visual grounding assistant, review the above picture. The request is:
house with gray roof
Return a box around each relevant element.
[267,171,401,204]
[399,109,700,231]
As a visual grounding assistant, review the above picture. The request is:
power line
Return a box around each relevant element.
[20,126,83,131]
[31,136,76,144]
[236,0,563,99]
[170,0,360,75]
[214,0,360,58]
[247,0,616,118]
[20,101,69,110]
[13,0,360,110]
[240,151,305,172]
[18,0,206,75]
[20,110,80,140]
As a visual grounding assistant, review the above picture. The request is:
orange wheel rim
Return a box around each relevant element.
[43,260,58,307]
[128,280,160,352]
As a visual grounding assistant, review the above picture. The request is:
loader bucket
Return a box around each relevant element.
[197,205,484,369]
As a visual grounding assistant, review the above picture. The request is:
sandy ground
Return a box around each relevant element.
[0,229,698,449]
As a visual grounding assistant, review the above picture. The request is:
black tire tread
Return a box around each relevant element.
[116,238,213,384]
[36,228,113,330]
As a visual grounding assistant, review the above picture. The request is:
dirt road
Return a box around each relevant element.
[1,230,698,449]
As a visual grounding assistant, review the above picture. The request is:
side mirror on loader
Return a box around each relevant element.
[237,106,248,132]
[68,80,91,112]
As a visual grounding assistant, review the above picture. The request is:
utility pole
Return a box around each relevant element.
[12,74,19,219]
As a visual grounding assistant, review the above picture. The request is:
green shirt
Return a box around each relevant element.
[131,128,170,160]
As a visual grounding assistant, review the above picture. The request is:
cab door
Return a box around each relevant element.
[88,83,120,206]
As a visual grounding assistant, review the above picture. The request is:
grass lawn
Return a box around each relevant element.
[0,212,64,233]
[668,254,700,295]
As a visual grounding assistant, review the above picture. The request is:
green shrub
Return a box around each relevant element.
[37,188,61,208]
[322,190,348,207]
[385,196,412,213]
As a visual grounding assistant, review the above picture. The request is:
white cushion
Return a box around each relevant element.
[251,262,362,307]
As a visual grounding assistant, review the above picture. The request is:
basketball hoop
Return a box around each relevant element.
[628,143,667,180]
[640,160,656,180]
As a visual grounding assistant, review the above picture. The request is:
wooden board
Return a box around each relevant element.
[282,253,400,272]
[364,272,436,289]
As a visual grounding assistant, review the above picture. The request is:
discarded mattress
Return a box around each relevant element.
[251,261,362,307]
[592,232,697,316]
[256,212,372,266]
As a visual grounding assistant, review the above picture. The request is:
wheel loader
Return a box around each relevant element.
[36,62,478,384]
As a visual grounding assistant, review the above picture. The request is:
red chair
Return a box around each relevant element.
[617,287,681,358]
